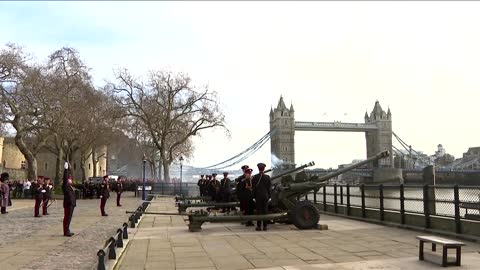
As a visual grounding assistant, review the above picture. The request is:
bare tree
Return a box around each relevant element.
[0,43,53,181]
[109,69,227,181]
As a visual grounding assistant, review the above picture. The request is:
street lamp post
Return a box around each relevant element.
[142,154,146,201]
[179,156,184,195]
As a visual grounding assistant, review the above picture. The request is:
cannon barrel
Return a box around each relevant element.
[316,150,389,182]
[271,161,315,182]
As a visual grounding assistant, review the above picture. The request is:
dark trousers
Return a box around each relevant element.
[42,198,49,215]
[63,206,74,235]
[100,197,107,215]
[116,192,121,206]
[1,206,6,213]
[34,197,41,216]
[222,193,230,211]
[256,199,269,228]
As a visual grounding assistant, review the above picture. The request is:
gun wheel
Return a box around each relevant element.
[289,201,320,229]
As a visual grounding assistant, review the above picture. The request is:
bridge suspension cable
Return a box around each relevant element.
[193,130,275,171]
[392,132,432,167]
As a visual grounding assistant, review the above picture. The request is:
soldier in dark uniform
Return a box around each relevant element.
[235,165,248,213]
[239,168,255,226]
[88,180,95,199]
[197,175,205,196]
[219,172,232,212]
[34,176,45,217]
[209,173,220,204]
[100,175,110,216]
[252,163,272,231]
[62,162,76,237]
[42,178,53,215]
[116,177,123,207]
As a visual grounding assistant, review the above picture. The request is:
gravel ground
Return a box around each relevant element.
[0,193,142,270]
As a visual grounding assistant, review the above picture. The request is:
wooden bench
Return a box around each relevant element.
[416,236,465,267]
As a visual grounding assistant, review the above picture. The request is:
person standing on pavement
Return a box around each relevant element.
[220,172,232,213]
[42,178,53,215]
[0,173,10,214]
[62,162,76,237]
[252,163,272,231]
[116,177,123,207]
[24,179,31,199]
[100,175,110,216]
[34,176,45,217]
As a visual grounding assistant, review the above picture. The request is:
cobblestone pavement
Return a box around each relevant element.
[116,197,480,270]
[0,192,141,270]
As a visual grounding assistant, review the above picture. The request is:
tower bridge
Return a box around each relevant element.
[270,96,394,170]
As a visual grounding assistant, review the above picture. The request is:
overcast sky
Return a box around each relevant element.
[1,2,480,170]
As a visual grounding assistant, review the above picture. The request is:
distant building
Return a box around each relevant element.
[0,137,107,181]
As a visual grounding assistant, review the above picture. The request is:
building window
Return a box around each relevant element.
[44,162,48,171]
[100,166,102,173]
[74,163,77,170]
[21,160,26,169]
[2,160,5,168]
[88,163,91,169]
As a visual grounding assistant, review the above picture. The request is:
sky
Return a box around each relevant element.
[1,2,480,170]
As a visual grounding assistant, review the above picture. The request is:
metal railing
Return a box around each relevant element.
[307,184,480,235]
[97,223,128,270]
[97,198,151,270]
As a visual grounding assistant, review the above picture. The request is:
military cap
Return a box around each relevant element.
[223,172,228,175]
[257,163,266,169]
[200,174,204,177]
[212,173,217,177]
[241,165,249,171]
[245,168,253,174]
[103,175,109,180]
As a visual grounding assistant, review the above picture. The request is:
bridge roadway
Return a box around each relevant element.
[294,121,378,132]
[116,197,480,270]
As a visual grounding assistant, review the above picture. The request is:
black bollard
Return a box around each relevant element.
[97,249,106,270]
[108,237,116,260]
[116,229,124,248]
[123,223,129,239]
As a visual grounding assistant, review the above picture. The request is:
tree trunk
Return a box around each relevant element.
[14,135,37,181]
[163,159,170,183]
[158,159,162,182]
[54,147,63,186]
[92,146,97,177]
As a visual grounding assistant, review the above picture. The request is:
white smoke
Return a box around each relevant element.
[271,154,285,168]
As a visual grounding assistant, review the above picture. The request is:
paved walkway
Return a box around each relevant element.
[0,192,141,270]
[116,197,480,270]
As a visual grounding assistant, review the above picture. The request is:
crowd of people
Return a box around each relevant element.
[197,163,272,231]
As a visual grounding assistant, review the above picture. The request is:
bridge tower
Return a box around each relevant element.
[270,96,295,170]
[365,101,394,168]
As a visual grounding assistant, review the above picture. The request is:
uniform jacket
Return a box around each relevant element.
[0,182,9,207]
[220,177,232,194]
[101,183,110,199]
[62,169,76,208]
[252,173,271,201]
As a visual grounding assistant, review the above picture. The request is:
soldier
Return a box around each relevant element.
[62,162,76,237]
[34,176,45,217]
[235,165,248,215]
[0,173,10,214]
[211,173,220,203]
[100,175,110,216]
[42,178,53,215]
[116,177,123,207]
[237,168,255,226]
[197,175,205,196]
[252,163,272,231]
[219,172,231,212]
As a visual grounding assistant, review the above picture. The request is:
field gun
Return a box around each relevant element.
[137,151,389,232]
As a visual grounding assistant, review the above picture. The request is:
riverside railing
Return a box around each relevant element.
[307,184,480,236]
[97,223,129,270]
